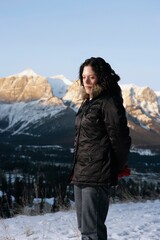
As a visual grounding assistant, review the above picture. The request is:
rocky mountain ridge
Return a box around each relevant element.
[0,69,53,103]
[0,69,159,150]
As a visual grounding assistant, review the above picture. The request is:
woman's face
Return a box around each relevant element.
[82,65,98,96]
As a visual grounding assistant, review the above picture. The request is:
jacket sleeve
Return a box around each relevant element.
[102,96,131,172]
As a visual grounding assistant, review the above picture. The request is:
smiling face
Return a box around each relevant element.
[82,65,98,97]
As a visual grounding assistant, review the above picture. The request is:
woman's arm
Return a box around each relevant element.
[102,96,131,172]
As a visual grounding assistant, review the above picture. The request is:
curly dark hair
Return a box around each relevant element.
[79,57,122,97]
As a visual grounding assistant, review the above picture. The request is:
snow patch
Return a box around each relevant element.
[0,200,160,239]
[131,148,157,156]
[33,197,54,205]
[155,91,160,106]
[48,75,72,98]
[50,74,73,86]
[155,91,160,97]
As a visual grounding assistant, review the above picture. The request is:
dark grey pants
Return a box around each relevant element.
[74,185,110,240]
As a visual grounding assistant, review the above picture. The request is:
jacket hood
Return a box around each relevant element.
[79,84,104,100]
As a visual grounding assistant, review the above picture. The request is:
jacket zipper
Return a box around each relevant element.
[74,98,101,161]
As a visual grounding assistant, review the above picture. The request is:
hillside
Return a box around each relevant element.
[0,200,159,240]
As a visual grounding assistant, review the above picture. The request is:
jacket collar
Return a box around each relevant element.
[80,84,104,100]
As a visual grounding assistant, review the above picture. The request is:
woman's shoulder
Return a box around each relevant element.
[100,92,118,103]
[100,92,124,110]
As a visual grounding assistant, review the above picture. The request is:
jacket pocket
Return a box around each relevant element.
[78,153,104,177]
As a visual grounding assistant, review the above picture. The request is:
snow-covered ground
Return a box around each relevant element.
[0,200,160,240]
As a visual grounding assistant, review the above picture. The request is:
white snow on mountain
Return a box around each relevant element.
[120,83,160,116]
[48,75,73,98]
[0,99,65,135]
[0,200,160,240]
[120,83,140,90]
[7,68,41,78]
[155,91,160,96]
[155,91,160,106]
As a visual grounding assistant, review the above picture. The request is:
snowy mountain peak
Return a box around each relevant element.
[120,83,158,107]
[120,83,149,91]
[6,68,42,78]
[47,75,73,98]
[120,83,139,90]
[0,70,53,102]
[15,68,40,77]
[50,75,72,85]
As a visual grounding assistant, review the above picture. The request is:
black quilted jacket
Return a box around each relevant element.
[70,92,131,186]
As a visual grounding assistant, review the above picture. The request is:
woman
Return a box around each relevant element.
[70,57,131,240]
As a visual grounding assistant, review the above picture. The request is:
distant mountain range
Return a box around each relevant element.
[0,69,160,151]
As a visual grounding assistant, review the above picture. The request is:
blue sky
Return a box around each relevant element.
[0,0,160,91]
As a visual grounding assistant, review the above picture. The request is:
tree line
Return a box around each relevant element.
[0,143,160,218]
